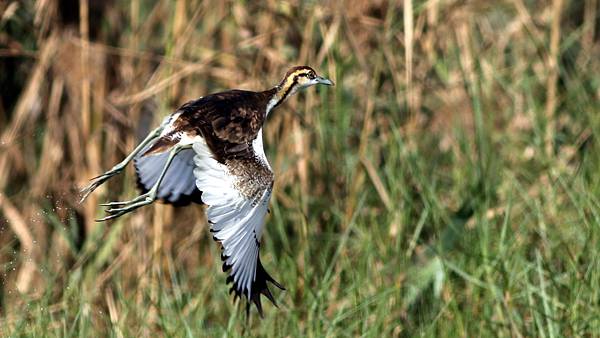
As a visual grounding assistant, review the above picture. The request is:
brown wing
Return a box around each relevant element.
[174,89,275,163]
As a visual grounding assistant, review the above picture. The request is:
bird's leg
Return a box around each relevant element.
[79,125,165,203]
[96,143,190,221]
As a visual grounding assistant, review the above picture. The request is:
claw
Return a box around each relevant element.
[99,193,149,206]
[95,212,125,222]
[80,180,104,203]
[79,168,123,203]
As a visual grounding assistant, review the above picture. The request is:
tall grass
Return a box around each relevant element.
[1,0,599,336]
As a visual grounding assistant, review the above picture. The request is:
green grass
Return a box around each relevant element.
[1,1,600,337]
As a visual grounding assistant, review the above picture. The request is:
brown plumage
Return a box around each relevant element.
[171,89,275,162]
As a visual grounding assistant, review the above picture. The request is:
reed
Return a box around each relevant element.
[1,0,599,336]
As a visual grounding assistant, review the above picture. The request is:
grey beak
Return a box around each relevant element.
[316,76,334,86]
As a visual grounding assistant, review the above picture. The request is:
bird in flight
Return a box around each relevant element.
[80,66,334,316]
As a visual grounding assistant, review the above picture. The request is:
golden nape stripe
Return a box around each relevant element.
[275,68,313,103]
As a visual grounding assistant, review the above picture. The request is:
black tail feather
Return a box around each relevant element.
[222,254,285,317]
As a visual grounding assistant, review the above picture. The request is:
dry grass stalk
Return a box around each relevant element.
[544,0,564,157]
[111,63,212,105]
[361,156,392,210]
[404,0,414,113]
[105,287,124,338]
[31,78,64,197]
[0,194,37,293]
[0,33,58,190]
[1,1,597,335]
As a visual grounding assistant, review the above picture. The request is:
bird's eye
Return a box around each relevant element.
[308,73,316,80]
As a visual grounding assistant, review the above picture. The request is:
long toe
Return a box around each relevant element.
[99,201,130,207]
[96,212,125,222]
[105,205,139,214]
[90,169,119,181]
[96,204,141,222]
[97,198,155,221]
[99,193,151,207]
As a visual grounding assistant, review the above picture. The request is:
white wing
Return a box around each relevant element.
[192,133,283,315]
[134,148,202,205]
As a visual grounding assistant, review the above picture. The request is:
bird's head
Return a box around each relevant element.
[273,66,333,105]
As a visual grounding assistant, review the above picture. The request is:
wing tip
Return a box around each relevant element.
[222,255,284,317]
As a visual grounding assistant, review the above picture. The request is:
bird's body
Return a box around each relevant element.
[134,89,276,206]
[80,66,333,316]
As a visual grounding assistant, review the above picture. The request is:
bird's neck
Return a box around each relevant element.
[264,76,299,114]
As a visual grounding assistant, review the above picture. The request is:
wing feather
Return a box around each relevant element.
[192,135,283,316]
[134,147,202,205]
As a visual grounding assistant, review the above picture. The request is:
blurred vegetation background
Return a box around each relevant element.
[1,0,600,336]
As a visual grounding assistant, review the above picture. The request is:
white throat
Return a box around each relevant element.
[266,96,279,116]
